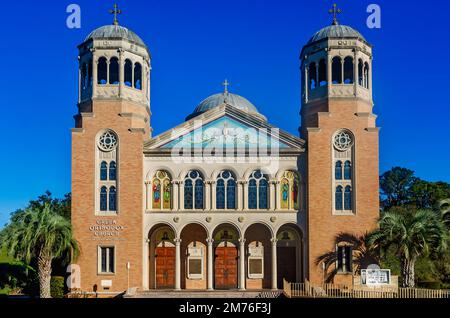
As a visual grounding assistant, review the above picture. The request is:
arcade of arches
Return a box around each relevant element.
[148,223,302,290]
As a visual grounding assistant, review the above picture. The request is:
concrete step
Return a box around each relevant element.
[125,289,283,298]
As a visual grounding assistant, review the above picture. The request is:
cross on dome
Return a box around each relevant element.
[222,79,230,94]
[328,3,342,25]
[109,3,122,26]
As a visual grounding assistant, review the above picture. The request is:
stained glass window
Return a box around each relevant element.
[100,161,108,181]
[216,179,225,209]
[335,186,343,210]
[344,161,352,180]
[195,179,204,209]
[184,170,204,210]
[226,179,236,209]
[280,171,300,210]
[109,186,116,211]
[109,161,116,181]
[335,161,342,180]
[184,179,193,209]
[259,179,268,209]
[100,186,108,211]
[152,171,172,210]
[248,179,257,209]
[216,170,236,210]
[344,186,352,210]
[248,170,269,210]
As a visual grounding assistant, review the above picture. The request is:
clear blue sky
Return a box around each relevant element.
[1,0,449,226]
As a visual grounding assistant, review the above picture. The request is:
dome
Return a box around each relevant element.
[308,24,366,44]
[85,25,147,48]
[186,92,266,121]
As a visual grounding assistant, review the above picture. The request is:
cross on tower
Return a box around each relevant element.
[329,3,342,25]
[222,79,230,94]
[109,3,122,26]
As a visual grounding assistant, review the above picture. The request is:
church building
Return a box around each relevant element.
[71,5,379,295]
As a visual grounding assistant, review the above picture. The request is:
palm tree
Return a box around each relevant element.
[316,232,379,283]
[0,203,79,298]
[437,199,450,228]
[368,209,447,288]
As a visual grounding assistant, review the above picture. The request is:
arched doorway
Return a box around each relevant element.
[276,224,303,288]
[180,223,208,290]
[148,224,176,289]
[244,223,272,290]
[213,224,239,289]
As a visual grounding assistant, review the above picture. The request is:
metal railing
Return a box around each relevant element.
[283,279,450,299]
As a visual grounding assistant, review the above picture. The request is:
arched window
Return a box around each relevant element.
[332,57,342,84]
[152,170,172,209]
[216,170,236,210]
[248,170,269,210]
[344,57,354,84]
[97,57,108,85]
[280,171,300,210]
[109,57,119,85]
[308,62,317,90]
[344,161,352,180]
[109,161,116,181]
[100,161,108,181]
[344,186,352,210]
[318,59,327,87]
[335,161,343,180]
[81,62,87,89]
[358,59,364,86]
[100,186,108,211]
[364,62,370,89]
[184,170,204,210]
[335,186,343,210]
[124,59,133,87]
[134,63,142,90]
[109,186,117,211]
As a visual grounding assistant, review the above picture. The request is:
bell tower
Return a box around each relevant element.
[71,5,151,292]
[300,5,379,285]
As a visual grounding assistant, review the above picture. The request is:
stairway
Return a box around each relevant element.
[124,289,283,298]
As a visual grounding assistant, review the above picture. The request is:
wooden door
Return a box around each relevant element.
[215,246,238,289]
[155,247,175,289]
[277,247,296,289]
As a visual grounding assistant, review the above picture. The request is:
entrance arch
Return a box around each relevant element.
[212,224,240,289]
[148,224,176,289]
[276,224,303,288]
[244,223,273,289]
[180,223,208,290]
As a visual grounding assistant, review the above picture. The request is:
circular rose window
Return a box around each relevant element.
[333,130,353,151]
[98,130,118,152]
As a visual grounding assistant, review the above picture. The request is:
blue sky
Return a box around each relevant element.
[1,0,449,226]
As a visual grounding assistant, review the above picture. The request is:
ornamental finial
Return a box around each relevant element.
[109,3,122,26]
[222,79,230,94]
[329,3,342,25]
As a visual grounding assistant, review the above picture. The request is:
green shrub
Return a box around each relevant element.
[50,276,65,298]
[418,281,441,289]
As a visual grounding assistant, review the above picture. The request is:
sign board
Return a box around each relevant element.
[361,269,391,286]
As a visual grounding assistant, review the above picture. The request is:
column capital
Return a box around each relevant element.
[206,238,214,244]
[270,238,278,245]
[174,238,182,245]
[144,180,151,185]
[239,238,246,245]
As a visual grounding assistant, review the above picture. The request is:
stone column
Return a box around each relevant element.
[275,181,281,210]
[179,181,184,210]
[315,62,319,88]
[304,66,309,102]
[205,181,211,210]
[145,181,151,210]
[271,238,278,290]
[175,238,182,290]
[118,48,124,97]
[340,57,344,84]
[327,55,332,91]
[239,238,246,290]
[207,238,214,290]
[78,61,82,104]
[242,181,248,210]
[211,181,217,210]
[269,181,276,211]
[92,52,98,97]
[172,181,179,211]
[237,181,244,210]
[353,51,358,96]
